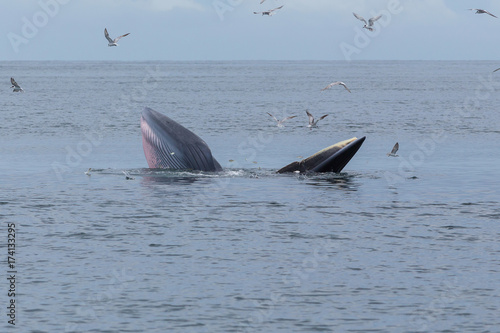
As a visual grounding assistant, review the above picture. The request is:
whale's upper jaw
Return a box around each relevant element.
[140,107,222,172]
[276,137,366,174]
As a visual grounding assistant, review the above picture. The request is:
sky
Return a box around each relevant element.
[1,0,500,61]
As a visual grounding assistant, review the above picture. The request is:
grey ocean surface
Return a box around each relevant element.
[1,61,499,332]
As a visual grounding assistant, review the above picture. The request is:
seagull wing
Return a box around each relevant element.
[339,82,351,93]
[353,12,367,25]
[368,15,382,26]
[122,170,135,179]
[390,142,399,155]
[318,114,329,121]
[10,77,20,88]
[494,68,500,72]
[321,83,334,91]
[113,33,130,43]
[322,81,350,92]
[269,5,284,12]
[281,115,296,123]
[267,112,279,123]
[306,110,314,124]
[104,28,114,43]
[260,0,266,3]
[485,10,498,18]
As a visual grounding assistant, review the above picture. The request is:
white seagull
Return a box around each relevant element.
[85,168,92,176]
[387,142,399,157]
[267,112,296,127]
[10,77,24,92]
[104,28,130,47]
[321,81,351,93]
[306,110,328,128]
[254,5,284,16]
[469,8,497,18]
[122,170,135,180]
[353,12,383,31]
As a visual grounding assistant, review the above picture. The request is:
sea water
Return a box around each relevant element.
[1,61,499,332]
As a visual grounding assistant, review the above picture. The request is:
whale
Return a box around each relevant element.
[140,107,365,173]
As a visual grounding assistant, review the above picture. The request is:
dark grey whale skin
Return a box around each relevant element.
[276,137,366,174]
[141,107,365,173]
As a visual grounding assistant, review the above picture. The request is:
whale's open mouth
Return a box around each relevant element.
[141,107,365,173]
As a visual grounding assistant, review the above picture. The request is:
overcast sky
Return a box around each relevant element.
[1,0,500,61]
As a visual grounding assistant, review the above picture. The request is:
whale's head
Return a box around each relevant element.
[140,107,222,172]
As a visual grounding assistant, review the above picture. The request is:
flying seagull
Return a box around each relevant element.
[122,170,135,180]
[85,168,92,176]
[321,81,351,93]
[254,5,284,16]
[387,142,399,157]
[306,110,328,128]
[267,112,296,127]
[104,28,130,47]
[353,12,382,31]
[10,77,24,92]
[469,8,497,18]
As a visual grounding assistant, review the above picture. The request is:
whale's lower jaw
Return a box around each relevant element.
[140,107,222,172]
[276,137,366,174]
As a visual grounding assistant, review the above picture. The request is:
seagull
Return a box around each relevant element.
[104,28,130,47]
[10,77,24,92]
[122,170,135,180]
[306,110,328,128]
[353,12,382,31]
[254,5,284,16]
[85,168,92,176]
[267,112,296,127]
[321,81,351,93]
[469,8,497,18]
[387,142,399,157]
